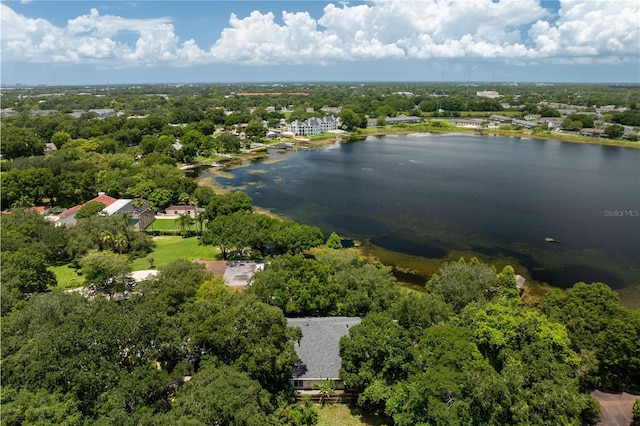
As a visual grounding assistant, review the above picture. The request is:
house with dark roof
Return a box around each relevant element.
[287,317,361,391]
[385,114,422,124]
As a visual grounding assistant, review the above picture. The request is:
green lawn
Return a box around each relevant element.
[50,237,218,289]
[129,236,218,270]
[146,218,184,232]
[49,264,84,289]
[316,404,388,426]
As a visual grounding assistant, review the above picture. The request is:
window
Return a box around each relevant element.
[293,380,303,389]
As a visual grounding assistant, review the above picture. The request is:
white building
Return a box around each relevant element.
[287,116,340,136]
[476,91,500,99]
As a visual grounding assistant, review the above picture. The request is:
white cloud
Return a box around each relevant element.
[529,0,639,62]
[1,0,638,69]
[0,5,202,65]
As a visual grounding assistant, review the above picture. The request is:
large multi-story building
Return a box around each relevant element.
[287,116,340,136]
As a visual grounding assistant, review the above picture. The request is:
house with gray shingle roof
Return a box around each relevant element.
[287,316,361,391]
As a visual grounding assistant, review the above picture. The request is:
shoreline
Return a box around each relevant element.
[195,129,640,306]
[356,125,640,148]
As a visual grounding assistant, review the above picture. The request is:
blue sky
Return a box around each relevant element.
[1,0,638,85]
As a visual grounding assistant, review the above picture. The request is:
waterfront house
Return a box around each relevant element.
[287,316,361,391]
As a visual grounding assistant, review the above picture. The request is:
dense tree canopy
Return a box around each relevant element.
[539,282,640,392]
[1,260,305,424]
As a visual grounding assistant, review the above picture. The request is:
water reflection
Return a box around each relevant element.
[201,134,640,289]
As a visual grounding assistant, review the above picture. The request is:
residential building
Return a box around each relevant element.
[89,108,116,118]
[287,316,362,391]
[476,91,500,99]
[539,117,564,129]
[0,108,20,118]
[385,114,422,124]
[160,205,199,218]
[489,114,513,124]
[452,118,483,128]
[102,199,135,216]
[44,143,57,155]
[29,110,59,116]
[511,119,538,130]
[287,116,340,136]
[193,260,264,289]
[57,193,118,226]
[321,106,342,115]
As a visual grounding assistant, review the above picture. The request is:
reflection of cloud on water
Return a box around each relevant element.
[409,159,420,164]
[273,177,285,184]
[262,156,291,165]
[323,141,342,150]
[361,167,373,172]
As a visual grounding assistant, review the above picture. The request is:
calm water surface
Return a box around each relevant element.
[203,134,640,288]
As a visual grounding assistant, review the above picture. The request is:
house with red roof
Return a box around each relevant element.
[57,193,117,226]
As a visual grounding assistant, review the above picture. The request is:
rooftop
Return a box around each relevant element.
[287,316,361,380]
[102,198,132,215]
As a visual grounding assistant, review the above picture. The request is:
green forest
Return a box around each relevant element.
[1,83,639,425]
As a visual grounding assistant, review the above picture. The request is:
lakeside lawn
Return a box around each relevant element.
[50,236,219,289]
[129,236,218,270]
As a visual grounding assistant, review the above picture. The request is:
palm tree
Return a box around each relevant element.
[99,230,115,251]
[175,213,194,235]
[113,233,128,255]
[195,211,207,234]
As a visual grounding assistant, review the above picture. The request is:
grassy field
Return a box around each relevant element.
[129,236,218,270]
[49,264,84,289]
[50,237,219,289]
[316,404,388,426]
[146,218,184,232]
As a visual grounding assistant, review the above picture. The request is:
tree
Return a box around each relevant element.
[204,191,253,220]
[0,124,46,159]
[1,249,57,294]
[200,211,254,259]
[50,131,72,147]
[99,230,115,251]
[79,250,132,297]
[340,108,366,131]
[272,396,318,426]
[339,313,412,395]
[75,201,106,219]
[562,118,583,131]
[250,254,342,316]
[175,213,194,236]
[272,220,324,255]
[426,258,498,313]
[539,282,640,391]
[325,232,343,249]
[158,362,274,425]
[384,324,497,426]
[604,123,624,138]
[113,233,129,254]
[244,120,267,142]
[315,379,336,407]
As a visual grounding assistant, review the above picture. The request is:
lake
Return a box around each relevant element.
[201,133,640,289]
